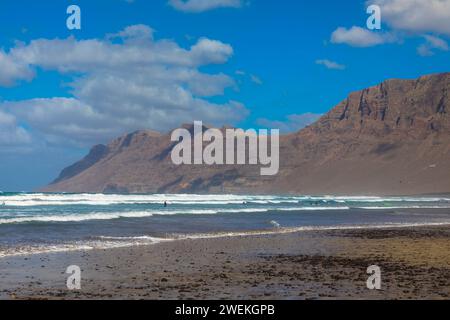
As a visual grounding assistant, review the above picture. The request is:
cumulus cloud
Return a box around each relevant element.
[331,26,396,47]
[332,1,450,54]
[3,98,109,146]
[315,59,346,70]
[0,25,248,147]
[257,113,322,133]
[370,0,450,36]
[417,35,449,56]
[189,38,234,64]
[4,97,246,146]
[10,29,233,73]
[108,24,155,40]
[169,0,243,13]
[0,110,32,148]
[0,50,34,86]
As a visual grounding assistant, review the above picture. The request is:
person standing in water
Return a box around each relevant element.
[164,201,167,208]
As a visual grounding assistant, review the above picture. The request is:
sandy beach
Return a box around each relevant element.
[0,225,449,300]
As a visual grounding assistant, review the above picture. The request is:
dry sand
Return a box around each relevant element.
[0,225,449,300]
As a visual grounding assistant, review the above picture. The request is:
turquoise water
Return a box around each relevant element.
[1,192,450,257]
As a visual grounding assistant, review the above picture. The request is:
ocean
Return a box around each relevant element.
[1,192,450,258]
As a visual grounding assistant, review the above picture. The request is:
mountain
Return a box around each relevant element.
[42,73,450,196]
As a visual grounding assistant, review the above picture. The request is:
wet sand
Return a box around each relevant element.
[0,225,449,300]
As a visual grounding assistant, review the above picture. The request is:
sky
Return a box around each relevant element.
[0,0,449,191]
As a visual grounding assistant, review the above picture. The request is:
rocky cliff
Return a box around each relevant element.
[42,73,450,195]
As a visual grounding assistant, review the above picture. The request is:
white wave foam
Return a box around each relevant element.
[277,207,350,211]
[2,221,449,259]
[0,211,156,224]
[0,237,170,258]
[0,205,362,225]
[0,208,268,224]
[358,206,450,210]
[2,193,450,207]
[172,222,450,241]
[3,203,449,225]
[97,235,166,241]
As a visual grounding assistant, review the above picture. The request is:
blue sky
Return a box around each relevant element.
[0,0,449,191]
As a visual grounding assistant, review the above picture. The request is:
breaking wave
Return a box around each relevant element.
[1,193,450,207]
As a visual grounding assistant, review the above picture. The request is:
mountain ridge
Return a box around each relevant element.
[42,72,450,195]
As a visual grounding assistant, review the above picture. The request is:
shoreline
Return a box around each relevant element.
[1,224,449,300]
[1,221,450,259]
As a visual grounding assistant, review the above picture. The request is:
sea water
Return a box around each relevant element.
[0,192,450,257]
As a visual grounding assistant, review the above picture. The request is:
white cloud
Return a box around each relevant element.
[169,0,243,13]
[235,70,263,85]
[250,74,262,85]
[3,98,110,146]
[331,26,396,47]
[315,59,346,70]
[4,95,247,147]
[0,110,32,148]
[417,35,449,56]
[332,1,450,54]
[0,25,248,147]
[257,113,322,133]
[10,31,233,74]
[370,0,450,36]
[0,50,34,86]
[189,38,234,64]
[423,35,449,50]
[417,45,433,57]
[108,24,154,40]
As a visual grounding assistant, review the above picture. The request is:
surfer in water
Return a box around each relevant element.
[164,201,168,208]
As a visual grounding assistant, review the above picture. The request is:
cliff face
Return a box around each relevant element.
[42,73,450,195]
[52,144,110,184]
